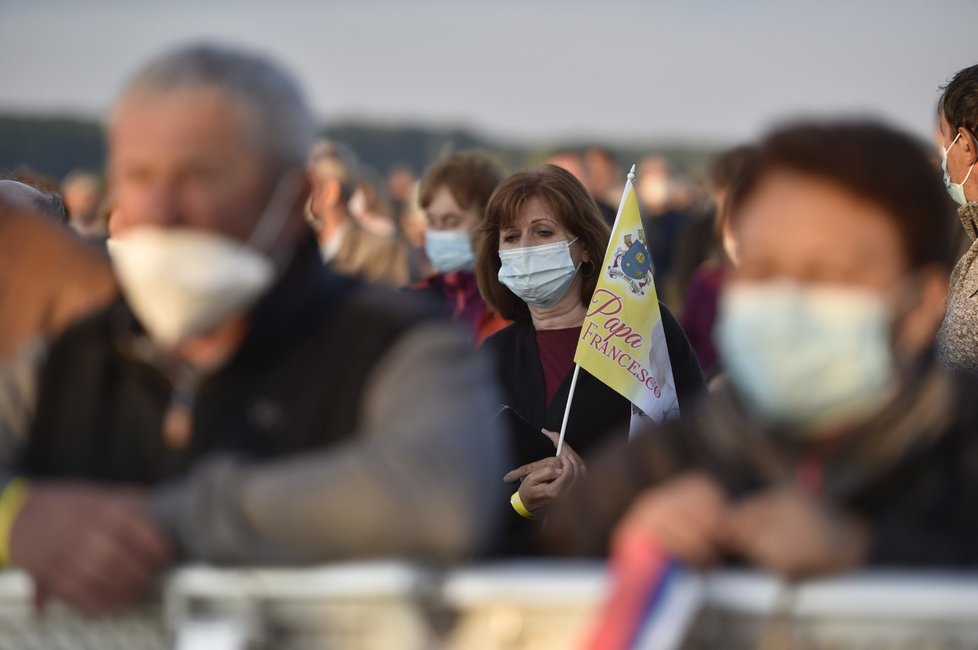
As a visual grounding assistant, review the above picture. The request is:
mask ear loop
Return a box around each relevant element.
[246,169,307,255]
[567,236,586,274]
[943,132,961,157]
[947,130,978,187]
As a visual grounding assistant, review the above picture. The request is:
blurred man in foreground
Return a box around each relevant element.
[0,44,507,614]
[548,121,978,576]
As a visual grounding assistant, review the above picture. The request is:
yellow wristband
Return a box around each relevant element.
[510,490,534,519]
[0,479,28,567]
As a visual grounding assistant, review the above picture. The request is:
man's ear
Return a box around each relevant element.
[894,265,949,361]
[958,127,978,166]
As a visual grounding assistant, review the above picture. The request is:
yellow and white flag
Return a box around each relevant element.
[574,167,680,428]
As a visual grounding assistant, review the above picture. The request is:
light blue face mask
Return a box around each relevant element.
[497,238,580,308]
[715,281,898,435]
[942,132,976,206]
[425,229,475,273]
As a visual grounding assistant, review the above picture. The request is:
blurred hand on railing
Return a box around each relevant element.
[724,488,870,579]
[612,472,728,568]
[612,475,871,579]
[10,483,172,616]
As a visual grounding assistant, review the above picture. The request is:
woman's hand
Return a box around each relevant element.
[542,428,587,474]
[504,453,584,515]
[502,428,587,516]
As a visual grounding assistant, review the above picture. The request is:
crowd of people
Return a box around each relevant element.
[0,43,976,618]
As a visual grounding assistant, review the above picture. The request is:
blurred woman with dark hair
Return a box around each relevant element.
[476,164,706,554]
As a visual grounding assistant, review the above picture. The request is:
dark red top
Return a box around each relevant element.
[534,326,582,405]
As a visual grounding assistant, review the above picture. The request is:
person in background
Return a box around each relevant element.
[545,150,589,186]
[584,147,623,227]
[0,43,508,615]
[306,140,408,286]
[61,170,107,240]
[476,165,706,554]
[547,121,977,576]
[548,149,617,226]
[412,151,509,345]
[399,187,434,283]
[349,171,397,237]
[936,63,978,374]
[387,164,417,223]
[7,167,61,198]
[634,157,696,304]
[679,146,758,379]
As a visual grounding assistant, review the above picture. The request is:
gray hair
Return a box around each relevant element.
[116,43,316,174]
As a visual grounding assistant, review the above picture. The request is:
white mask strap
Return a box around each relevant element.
[246,170,306,254]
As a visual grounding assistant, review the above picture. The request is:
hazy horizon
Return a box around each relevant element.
[2,0,976,147]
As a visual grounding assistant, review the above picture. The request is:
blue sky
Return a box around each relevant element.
[1,0,975,145]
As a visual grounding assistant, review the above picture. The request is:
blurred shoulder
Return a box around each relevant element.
[342,275,445,328]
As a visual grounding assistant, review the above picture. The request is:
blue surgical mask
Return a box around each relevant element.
[715,281,897,434]
[498,238,580,308]
[425,229,474,273]
[942,132,975,206]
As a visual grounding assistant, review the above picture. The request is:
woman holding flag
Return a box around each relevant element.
[475,164,706,555]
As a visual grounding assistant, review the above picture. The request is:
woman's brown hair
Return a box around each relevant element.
[418,151,504,217]
[475,164,611,321]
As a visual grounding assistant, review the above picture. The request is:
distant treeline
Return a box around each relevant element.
[0,114,719,185]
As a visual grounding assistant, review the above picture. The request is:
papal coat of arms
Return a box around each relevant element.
[608,229,654,295]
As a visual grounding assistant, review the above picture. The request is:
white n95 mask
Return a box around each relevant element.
[107,173,301,348]
[108,230,274,347]
[498,238,580,308]
[715,281,897,434]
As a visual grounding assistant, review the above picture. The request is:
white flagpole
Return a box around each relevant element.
[554,164,637,457]
[609,164,637,233]
[555,363,581,457]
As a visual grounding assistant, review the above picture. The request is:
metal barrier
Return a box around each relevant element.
[0,563,974,649]
[682,571,978,650]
